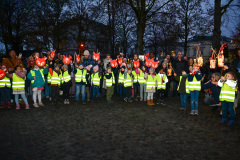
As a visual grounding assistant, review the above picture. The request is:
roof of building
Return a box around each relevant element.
[188,36,231,42]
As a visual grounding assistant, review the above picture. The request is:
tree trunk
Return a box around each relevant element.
[136,18,146,55]
[212,0,222,50]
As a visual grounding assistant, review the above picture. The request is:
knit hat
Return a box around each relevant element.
[83,50,90,56]
[85,65,92,71]
[93,65,99,71]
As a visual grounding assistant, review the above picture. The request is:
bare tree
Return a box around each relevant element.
[122,0,172,55]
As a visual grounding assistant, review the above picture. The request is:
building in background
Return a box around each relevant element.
[55,16,111,58]
[187,36,232,60]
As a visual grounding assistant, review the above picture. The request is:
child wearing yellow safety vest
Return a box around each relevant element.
[27,62,48,108]
[91,65,101,103]
[174,71,189,110]
[156,69,168,105]
[0,65,11,108]
[105,67,115,104]
[218,72,237,126]
[118,66,126,100]
[6,65,29,109]
[74,63,87,105]
[124,68,133,102]
[61,64,72,104]
[144,68,157,106]
[49,62,62,105]
[188,66,202,115]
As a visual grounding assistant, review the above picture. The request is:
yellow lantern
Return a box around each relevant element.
[167,68,172,76]
[196,45,203,67]
[197,57,203,67]
[210,48,217,69]
[210,59,216,69]
[217,43,226,67]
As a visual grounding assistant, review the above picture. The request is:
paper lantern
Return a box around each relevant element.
[144,53,149,61]
[151,61,159,69]
[63,55,72,65]
[50,51,55,59]
[110,59,118,68]
[167,68,172,76]
[145,58,154,67]
[0,70,6,79]
[133,60,140,68]
[76,54,81,63]
[126,62,133,70]
[210,59,216,69]
[218,54,224,67]
[36,58,47,67]
[118,58,122,66]
[93,52,100,61]
[197,57,203,67]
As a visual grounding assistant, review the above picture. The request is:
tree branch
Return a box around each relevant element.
[221,0,234,15]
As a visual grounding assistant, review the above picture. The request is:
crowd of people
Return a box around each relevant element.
[0,49,240,126]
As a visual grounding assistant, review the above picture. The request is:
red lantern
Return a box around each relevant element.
[93,52,100,61]
[144,53,149,61]
[133,59,140,68]
[50,51,55,60]
[145,58,154,67]
[76,54,81,63]
[36,58,47,67]
[110,59,118,68]
[63,55,72,65]
[151,61,159,69]
[118,58,122,66]
[210,59,216,69]
[0,70,5,79]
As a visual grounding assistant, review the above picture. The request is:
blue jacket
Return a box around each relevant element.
[27,68,48,88]
[201,81,221,103]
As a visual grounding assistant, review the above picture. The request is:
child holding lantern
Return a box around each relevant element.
[218,72,237,126]
[188,64,202,115]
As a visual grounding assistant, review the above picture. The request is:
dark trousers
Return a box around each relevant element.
[125,87,132,98]
[51,86,59,102]
[62,81,71,99]
[221,101,235,122]
[156,89,165,99]
[133,82,140,98]
[0,87,11,102]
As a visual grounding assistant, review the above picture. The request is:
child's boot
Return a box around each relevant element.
[7,101,11,108]
[39,101,44,107]
[151,99,155,106]
[25,104,30,109]
[16,105,20,109]
[0,102,5,108]
[33,103,39,108]
[147,100,151,106]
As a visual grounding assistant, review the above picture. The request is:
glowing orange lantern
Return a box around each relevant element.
[167,68,172,76]
[217,43,226,67]
[210,59,216,69]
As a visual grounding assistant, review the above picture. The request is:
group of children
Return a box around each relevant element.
[0,57,237,126]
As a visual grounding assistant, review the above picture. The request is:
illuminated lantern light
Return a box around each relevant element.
[197,56,203,67]
[218,54,224,67]
[210,59,216,69]
[167,68,172,76]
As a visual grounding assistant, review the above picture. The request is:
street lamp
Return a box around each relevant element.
[79,43,84,57]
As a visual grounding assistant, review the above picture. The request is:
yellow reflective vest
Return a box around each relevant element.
[12,73,26,90]
[0,77,11,88]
